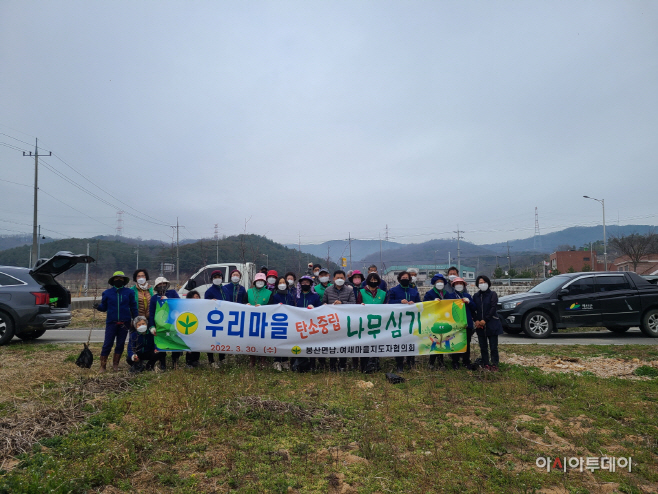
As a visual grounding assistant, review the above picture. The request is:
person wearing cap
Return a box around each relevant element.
[314,268,332,302]
[247,273,273,306]
[95,271,138,372]
[149,276,181,370]
[259,265,269,275]
[388,271,420,373]
[322,270,356,372]
[451,277,476,370]
[311,263,322,282]
[348,270,364,300]
[353,272,389,373]
[126,316,160,372]
[361,265,388,292]
[291,276,321,372]
[204,270,228,301]
[424,273,458,370]
[130,269,153,318]
[223,269,248,304]
[266,270,278,291]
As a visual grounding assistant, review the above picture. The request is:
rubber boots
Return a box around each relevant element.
[112,353,122,371]
[99,355,108,373]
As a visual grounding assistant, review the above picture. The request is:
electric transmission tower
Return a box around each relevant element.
[533,207,542,251]
[115,211,124,237]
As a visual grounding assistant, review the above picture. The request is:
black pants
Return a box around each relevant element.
[329,357,346,370]
[207,353,225,364]
[126,351,160,371]
[476,330,499,366]
[394,356,415,369]
[453,327,475,365]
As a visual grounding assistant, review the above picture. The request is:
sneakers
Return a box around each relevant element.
[490,364,499,372]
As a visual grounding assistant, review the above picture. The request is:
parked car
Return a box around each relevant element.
[497,271,658,339]
[0,251,94,345]
[178,262,256,298]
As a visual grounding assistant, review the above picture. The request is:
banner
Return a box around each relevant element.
[154,299,468,357]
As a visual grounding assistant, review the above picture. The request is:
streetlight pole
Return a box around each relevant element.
[261,253,268,269]
[583,196,607,271]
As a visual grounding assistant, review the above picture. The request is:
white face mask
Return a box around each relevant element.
[411,276,417,282]
[231,276,240,283]
[137,277,146,285]
[454,284,464,292]
[278,283,287,291]
[435,282,444,290]
[313,271,320,277]
[136,325,147,334]
[319,276,329,283]
[479,283,489,292]
[267,277,276,284]
[287,279,295,286]
[334,278,345,286]
[255,281,265,288]
[213,278,222,285]
[448,275,457,281]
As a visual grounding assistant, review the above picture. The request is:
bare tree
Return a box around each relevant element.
[609,230,658,272]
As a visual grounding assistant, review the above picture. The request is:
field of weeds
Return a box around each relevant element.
[0,342,657,493]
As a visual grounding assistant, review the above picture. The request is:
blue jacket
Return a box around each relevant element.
[148,290,180,329]
[272,290,296,306]
[388,284,421,304]
[296,291,321,308]
[423,287,458,302]
[473,289,503,336]
[458,291,476,330]
[222,283,248,304]
[126,331,155,360]
[204,284,228,301]
[97,286,138,323]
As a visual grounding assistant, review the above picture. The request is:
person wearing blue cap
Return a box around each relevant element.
[424,273,458,369]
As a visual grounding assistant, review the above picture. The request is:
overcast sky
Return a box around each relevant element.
[1,0,657,247]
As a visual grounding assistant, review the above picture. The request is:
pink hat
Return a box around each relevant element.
[349,270,364,281]
[254,273,267,282]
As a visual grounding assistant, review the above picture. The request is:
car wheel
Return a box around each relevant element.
[0,311,15,345]
[605,326,631,334]
[523,311,553,339]
[503,327,524,334]
[16,329,47,341]
[640,309,658,338]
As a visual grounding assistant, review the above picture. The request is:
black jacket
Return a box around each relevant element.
[472,289,503,336]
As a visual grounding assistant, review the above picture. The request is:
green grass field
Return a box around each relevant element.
[0,343,657,493]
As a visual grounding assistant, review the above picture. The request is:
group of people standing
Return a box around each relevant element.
[95,263,503,374]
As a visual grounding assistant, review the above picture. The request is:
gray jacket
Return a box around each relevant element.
[322,284,356,305]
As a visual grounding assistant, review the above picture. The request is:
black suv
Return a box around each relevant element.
[0,251,94,345]
[497,271,658,339]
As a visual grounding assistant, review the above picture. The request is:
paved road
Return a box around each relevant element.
[10,328,658,346]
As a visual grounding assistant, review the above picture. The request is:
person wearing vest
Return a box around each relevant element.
[473,275,503,372]
[292,276,322,372]
[130,269,153,318]
[348,270,364,300]
[149,276,181,370]
[424,273,458,370]
[322,270,356,372]
[204,270,229,367]
[247,273,274,368]
[314,267,332,302]
[95,271,138,372]
[222,269,248,304]
[353,272,389,373]
[388,271,421,373]
[360,265,388,292]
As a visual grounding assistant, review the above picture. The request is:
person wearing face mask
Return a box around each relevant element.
[314,268,332,302]
[388,271,421,373]
[311,263,322,282]
[148,277,181,370]
[423,273,457,370]
[284,271,299,298]
[407,268,419,289]
[95,271,138,373]
[222,269,248,304]
[184,290,206,368]
[473,275,503,372]
[322,270,356,372]
[271,276,295,371]
[130,269,153,318]
[247,273,273,306]
[126,316,160,372]
[354,272,388,372]
[291,276,321,372]
[266,270,279,291]
[204,270,228,302]
[451,277,476,370]
[361,265,388,292]
[445,267,461,295]
[348,270,364,300]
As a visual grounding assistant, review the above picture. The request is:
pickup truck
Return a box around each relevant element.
[497,271,658,339]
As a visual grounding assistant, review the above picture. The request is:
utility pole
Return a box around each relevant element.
[85,243,90,296]
[214,223,219,264]
[135,245,139,270]
[379,234,383,272]
[453,226,463,275]
[583,196,607,271]
[506,242,512,286]
[176,217,180,288]
[448,251,451,266]
[298,232,301,274]
[23,138,51,268]
[348,232,352,271]
[37,225,41,260]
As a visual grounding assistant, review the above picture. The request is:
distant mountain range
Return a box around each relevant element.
[284,239,402,264]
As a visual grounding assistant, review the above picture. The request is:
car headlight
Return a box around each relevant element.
[502,301,522,310]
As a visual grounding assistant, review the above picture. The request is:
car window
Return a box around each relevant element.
[566,277,596,296]
[596,276,631,292]
[193,267,227,286]
[529,275,570,293]
[0,272,25,286]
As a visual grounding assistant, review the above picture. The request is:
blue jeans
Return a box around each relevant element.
[101,322,129,357]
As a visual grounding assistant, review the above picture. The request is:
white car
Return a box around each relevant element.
[178,262,256,298]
